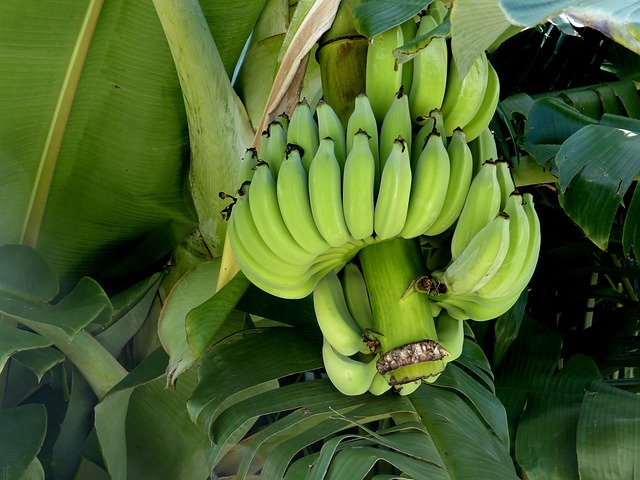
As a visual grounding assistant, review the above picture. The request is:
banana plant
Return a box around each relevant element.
[1,1,639,479]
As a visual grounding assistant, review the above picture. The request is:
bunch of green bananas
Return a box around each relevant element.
[225,8,541,395]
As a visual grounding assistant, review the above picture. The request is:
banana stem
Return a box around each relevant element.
[358,237,445,384]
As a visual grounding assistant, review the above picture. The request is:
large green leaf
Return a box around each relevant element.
[0,0,198,291]
[556,124,640,250]
[0,403,47,480]
[498,0,640,54]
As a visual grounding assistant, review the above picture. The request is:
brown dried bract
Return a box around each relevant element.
[376,340,450,375]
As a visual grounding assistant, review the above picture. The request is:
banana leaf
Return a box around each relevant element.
[0,403,47,480]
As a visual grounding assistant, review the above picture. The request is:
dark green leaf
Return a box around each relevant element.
[11,347,65,381]
[0,403,47,480]
[0,324,52,373]
[353,0,429,38]
[577,380,640,479]
[0,245,58,301]
[557,124,640,250]
[622,181,640,257]
[188,327,323,430]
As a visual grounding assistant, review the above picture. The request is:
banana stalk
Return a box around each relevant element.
[358,237,447,386]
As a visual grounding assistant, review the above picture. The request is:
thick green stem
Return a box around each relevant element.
[358,237,446,384]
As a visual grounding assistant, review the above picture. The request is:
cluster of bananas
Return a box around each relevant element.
[316,263,464,396]
[225,10,541,395]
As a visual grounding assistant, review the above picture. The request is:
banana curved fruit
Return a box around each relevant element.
[249,161,318,264]
[437,213,511,295]
[309,138,354,247]
[238,147,259,184]
[368,372,393,395]
[314,271,370,356]
[346,93,380,188]
[379,88,412,169]
[435,311,465,364]
[259,121,288,177]
[343,130,376,240]
[322,338,378,396]
[468,126,498,175]
[476,193,529,298]
[287,100,319,171]
[409,14,448,122]
[411,115,436,168]
[317,99,347,167]
[462,60,500,142]
[276,147,331,255]
[366,25,404,123]
[401,131,450,239]
[423,128,474,236]
[495,159,515,210]
[373,137,413,240]
[449,160,501,260]
[340,261,374,332]
[441,52,489,136]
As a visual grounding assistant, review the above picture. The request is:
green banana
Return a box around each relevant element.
[379,88,412,170]
[429,0,448,24]
[409,14,448,122]
[476,193,530,298]
[322,338,378,396]
[317,99,347,167]
[343,130,376,240]
[435,310,465,364]
[462,60,500,142]
[400,131,450,239]
[346,93,380,188]
[373,138,413,240]
[341,261,374,332]
[276,112,289,132]
[237,147,259,184]
[287,99,320,171]
[314,271,370,356]
[495,159,515,210]
[449,160,501,260]
[441,52,489,136]
[366,25,404,123]
[309,138,354,247]
[400,16,417,94]
[396,379,423,396]
[249,161,318,263]
[423,128,474,236]
[430,108,447,146]
[468,125,498,176]
[437,213,511,295]
[411,115,436,169]
[259,121,288,177]
[432,287,523,321]
[368,372,393,395]
[276,147,331,255]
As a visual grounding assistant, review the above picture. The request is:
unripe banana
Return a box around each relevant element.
[462,60,500,142]
[276,147,331,255]
[238,147,259,184]
[430,108,447,146]
[429,0,448,24]
[468,126,498,176]
[346,93,380,188]
[373,138,413,240]
[400,131,450,239]
[287,100,320,171]
[228,183,308,279]
[366,25,404,124]
[379,88,412,170]
[249,161,318,264]
[259,121,288,177]
[396,379,422,396]
[495,159,515,210]
[368,372,393,395]
[322,338,378,396]
[309,138,354,247]
[317,99,347,168]
[411,115,436,169]
[314,271,370,356]
[433,287,523,321]
[441,52,489,136]
[450,160,501,260]
[341,261,374,332]
[423,128,474,236]
[400,16,417,94]
[276,112,289,132]
[435,311,465,364]
[476,193,530,298]
[438,213,511,295]
[409,14,448,122]
[343,130,376,240]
